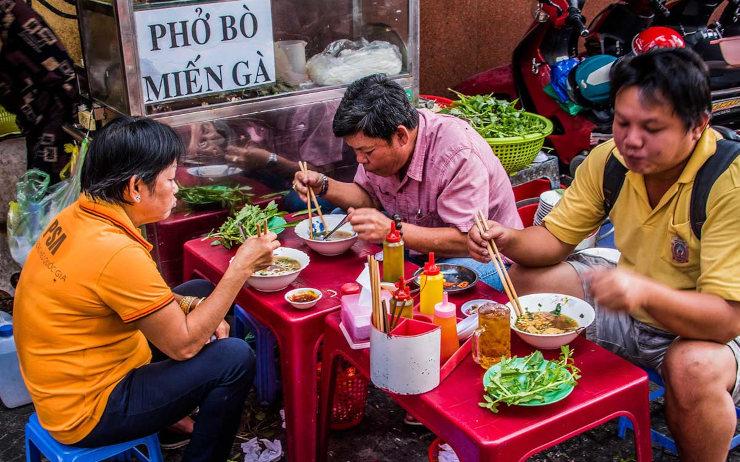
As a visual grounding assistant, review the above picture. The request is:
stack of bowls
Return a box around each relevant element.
[533,189,597,251]
[533,190,563,226]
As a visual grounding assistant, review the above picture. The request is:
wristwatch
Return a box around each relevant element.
[266,152,278,167]
[317,174,329,196]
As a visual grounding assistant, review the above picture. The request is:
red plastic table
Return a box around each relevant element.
[318,311,653,462]
[182,229,509,462]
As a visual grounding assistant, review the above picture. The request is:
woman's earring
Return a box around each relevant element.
[134,194,141,202]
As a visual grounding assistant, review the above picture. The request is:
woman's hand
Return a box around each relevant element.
[214,319,230,339]
[467,220,512,263]
[292,168,323,203]
[231,233,280,275]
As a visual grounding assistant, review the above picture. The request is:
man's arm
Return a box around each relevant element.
[293,168,377,209]
[400,223,469,257]
[589,268,740,343]
[469,223,575,266]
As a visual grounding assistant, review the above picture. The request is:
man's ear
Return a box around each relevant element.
[395,125,411,146]
[690,112,710,142]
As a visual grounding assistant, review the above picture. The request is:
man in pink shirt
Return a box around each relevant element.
[294,74,522,289]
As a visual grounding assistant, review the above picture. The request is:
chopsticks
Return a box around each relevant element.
[321,213,349,241]
[255,219,269,237]
[474,211,524,317]
[368,255,389,333]
[299,161,327,237]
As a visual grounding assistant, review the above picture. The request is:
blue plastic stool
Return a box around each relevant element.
[617,368,740,455]
[232,305,280,404]
[25,413,163,462]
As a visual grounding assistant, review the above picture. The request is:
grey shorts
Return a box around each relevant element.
[566,252,740,406]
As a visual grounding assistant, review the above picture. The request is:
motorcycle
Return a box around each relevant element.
[455,0,739,171]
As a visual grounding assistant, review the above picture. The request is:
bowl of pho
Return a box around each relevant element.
[509,293,595,349]
[295,214,358,256]
[247,247,310,292]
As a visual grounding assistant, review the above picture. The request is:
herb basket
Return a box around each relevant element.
[485,112,553,174]
[0,105,20,138]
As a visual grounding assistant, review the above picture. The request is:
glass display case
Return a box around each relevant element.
[77,0,419,196]
[77,0,418,120]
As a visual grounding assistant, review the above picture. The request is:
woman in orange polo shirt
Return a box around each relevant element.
[14,117,279,462]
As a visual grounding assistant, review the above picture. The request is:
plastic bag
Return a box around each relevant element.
[7,137,88,266]
[306,38,403,86]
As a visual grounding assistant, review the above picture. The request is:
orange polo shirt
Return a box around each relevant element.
[13,195,174,444]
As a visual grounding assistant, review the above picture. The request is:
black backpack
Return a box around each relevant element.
[602,126,740,239]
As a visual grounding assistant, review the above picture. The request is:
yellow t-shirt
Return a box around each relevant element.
[14,195,174,444]
[543,128,740,327]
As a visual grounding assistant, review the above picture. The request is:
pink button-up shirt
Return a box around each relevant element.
[354,110,522,233]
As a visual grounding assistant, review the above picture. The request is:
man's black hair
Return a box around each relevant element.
[610,47,711,130]
[81,117,183,205]
[333,74,419,142]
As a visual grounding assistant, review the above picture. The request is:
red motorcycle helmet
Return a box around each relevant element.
[632,26,686,54]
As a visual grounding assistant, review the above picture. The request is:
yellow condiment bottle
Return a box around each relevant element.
[419,252,444,315]
[382,222,404,283]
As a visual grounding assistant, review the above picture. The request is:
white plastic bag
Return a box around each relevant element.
[306,38,403,86]
[7,137,88,266]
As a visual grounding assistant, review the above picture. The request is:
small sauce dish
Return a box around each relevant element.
[284,288,322,309]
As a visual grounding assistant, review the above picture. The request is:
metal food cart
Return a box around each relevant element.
[76,0,420,283]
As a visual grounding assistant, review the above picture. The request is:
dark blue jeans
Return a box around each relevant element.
[76,280,255,462]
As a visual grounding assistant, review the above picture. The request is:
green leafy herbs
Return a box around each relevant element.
[176,184,252,213]
[551,302,563,316]
[206,201,292,249]
[479,346,581,413]
[440,90,548,138]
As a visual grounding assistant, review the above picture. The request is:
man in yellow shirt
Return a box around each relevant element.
[469,48,739,461]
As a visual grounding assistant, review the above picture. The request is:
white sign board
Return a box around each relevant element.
[134,0,275,104]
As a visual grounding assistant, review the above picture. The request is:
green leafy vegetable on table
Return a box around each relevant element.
[176,184,252,213]
[441,90,548,138]
[479,346,580,413]
[206,201,294,249]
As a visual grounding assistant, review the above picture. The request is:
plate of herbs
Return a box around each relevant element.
[480,346,580,413]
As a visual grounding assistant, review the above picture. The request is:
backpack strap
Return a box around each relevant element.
[602,149,628,219]
[690,138,740,239]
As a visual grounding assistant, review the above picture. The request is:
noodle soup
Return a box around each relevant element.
[253,257,301,277]
[515,311,579,335]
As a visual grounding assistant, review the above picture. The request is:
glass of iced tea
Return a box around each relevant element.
[471,302,511,369]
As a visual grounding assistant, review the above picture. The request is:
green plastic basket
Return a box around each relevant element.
[0,105,21,137]
[485,112,553,174]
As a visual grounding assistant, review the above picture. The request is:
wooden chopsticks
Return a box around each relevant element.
[255,219,269,237]
[474,211,524,317]
[299,161,327,237]
[368,255,388,333]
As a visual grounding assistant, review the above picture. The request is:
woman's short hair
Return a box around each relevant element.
[610,48,711,130]
[333,74,419,142]
[81,117,183,205]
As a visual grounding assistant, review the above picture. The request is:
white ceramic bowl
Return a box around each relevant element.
[246,247,310,292]
[509,293,595,350]
[294,214,358,256]
[284,288,322,309]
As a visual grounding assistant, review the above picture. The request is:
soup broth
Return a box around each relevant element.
[325,230,353,240]
[254,256,301,276]
[515,311,579,335]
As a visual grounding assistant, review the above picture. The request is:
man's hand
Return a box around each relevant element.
[467,219,513,263]
[348,207,392,244]
[587,267,650,314]
[231,233,280,274]
[224,145,271,172]
[292,168,323,203]
[214,319,230,339]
